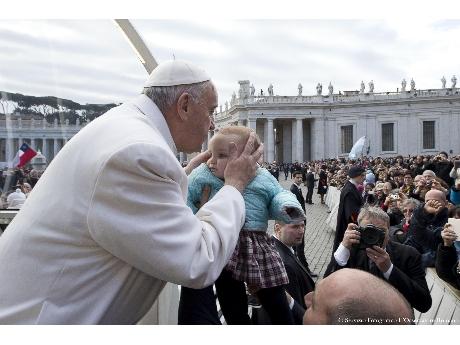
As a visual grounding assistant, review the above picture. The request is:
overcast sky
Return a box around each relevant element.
[1,16,460,107]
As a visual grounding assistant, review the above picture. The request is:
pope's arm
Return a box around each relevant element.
[86,142,245,288]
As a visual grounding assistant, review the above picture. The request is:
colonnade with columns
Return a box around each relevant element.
[238,117,310,163]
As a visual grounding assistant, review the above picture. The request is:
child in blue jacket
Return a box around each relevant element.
[179,126,305,324]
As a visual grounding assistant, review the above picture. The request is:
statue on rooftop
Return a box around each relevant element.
[441,76,446,89]
[401,78,407,92]
[250,84,255,96]
[410,78,415,92]
[298,83,303,96]
[268,83,274,96]
[316,82,322,95]
[452,75,457,89]
[368,80,374,93]
[360,80,365,93]
[328,82,333,95]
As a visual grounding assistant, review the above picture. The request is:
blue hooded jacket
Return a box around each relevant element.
[187,163,306,231]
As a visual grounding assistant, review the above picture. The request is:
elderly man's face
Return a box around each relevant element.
[185,84,218,152]
[423,173,435,183]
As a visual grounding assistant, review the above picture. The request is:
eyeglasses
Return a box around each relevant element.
[403,208,414,214]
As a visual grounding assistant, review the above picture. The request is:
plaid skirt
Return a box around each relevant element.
[225,230,289,290]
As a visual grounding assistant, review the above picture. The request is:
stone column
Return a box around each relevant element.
[31,138,36,150]
[42,138,48,160]
[267,118,274,163]
[296,118,303,163]
[6,138,14,162]
[291,119,297,162]
[53,139,59,160]
[238,119,244,126]
[248,118,257,131]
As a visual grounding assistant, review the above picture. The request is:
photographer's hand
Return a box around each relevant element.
[424,200,440,214]
[441,224,457,247]
[366,245,392,273]
[342,224,360,249]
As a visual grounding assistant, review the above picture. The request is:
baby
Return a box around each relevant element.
[182,126,305,325]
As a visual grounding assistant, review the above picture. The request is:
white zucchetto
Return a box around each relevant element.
[144,60,211,87]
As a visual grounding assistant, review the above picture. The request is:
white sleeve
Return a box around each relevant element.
[87,143,245,288]
[383,263,394,280]
[334,243,351,266]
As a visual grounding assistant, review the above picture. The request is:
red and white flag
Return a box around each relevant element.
[11,143,37,168]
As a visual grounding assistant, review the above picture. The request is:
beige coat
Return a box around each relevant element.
[0,95,245,324]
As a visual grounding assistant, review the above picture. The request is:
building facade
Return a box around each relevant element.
[0,116,84,169]
[214,80,460,163]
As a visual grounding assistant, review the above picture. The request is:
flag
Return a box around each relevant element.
[11,143,37,168]
[348,136,366,159]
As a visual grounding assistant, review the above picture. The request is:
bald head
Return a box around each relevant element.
[303,269,414,325]
[425,189,446,203]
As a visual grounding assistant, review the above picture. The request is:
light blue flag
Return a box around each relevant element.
[348,136,366,159]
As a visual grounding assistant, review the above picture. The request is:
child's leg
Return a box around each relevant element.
[215,269,251,325]
[257,285,295,325]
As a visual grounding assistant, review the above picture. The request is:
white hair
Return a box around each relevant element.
[422,170,436,177]
[357,205,390,229]
[142,80,214,115]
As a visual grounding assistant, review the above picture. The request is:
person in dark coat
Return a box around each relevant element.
[325,206,432,313]
[435,224,460,289]
[331,166,365,253]
[317,165,328,204]
[425,152,454,187]
[290,171,317,277]
[252,220,316,324]
[305,167,316,204]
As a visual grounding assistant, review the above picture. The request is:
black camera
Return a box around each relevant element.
[355,224,386,249]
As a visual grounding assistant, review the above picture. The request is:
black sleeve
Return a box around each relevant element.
[435,244,460,289]
[284,264,306,309]
[290,300,306,325]
[388,248,432,313]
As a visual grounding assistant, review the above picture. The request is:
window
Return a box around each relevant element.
[381,123,394,151]
[422,121,435,150]
[341,125,353,153]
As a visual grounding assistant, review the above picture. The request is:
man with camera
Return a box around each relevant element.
[324,206,432,313]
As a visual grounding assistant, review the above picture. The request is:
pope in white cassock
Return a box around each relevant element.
[0,60,262,324]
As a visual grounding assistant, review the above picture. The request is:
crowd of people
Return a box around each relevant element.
[313,152,460,294]
[0,167,42,209]
[0,59,458,325]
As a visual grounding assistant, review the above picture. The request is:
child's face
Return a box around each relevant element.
[207,135,238,179]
